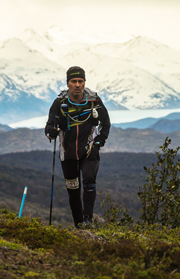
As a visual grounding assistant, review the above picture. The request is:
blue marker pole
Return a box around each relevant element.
[19,186,28,218]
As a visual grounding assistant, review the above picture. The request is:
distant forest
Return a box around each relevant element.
[1,150,179,227]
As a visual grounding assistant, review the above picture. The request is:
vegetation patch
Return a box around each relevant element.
[1,137,180,278]
[0,209,180,278]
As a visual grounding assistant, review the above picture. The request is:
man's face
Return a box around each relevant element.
[68,78,85,101]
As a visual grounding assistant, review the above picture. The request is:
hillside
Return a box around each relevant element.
[0,150,162,225]
[103,127,180,153]
[1,127,180,154]
[150,119,180,133]
[1,210,180,278]
[1,146,180,278]
[0,123,13,132]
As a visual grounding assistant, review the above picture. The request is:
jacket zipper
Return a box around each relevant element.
[76,125,79,160]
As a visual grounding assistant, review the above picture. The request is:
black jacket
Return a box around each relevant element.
[45,88,110,161]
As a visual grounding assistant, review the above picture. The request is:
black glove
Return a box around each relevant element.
[46,128,59,140]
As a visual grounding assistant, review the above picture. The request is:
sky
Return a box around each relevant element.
[0,0,180,50]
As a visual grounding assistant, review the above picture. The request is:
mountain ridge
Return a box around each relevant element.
[150,119,180,133]
[0,126,180,154]
[113,112,180,129]
[1,27,180,123]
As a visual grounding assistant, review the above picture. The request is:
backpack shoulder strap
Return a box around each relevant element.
[57,90,68,99]
[85,87,97,101]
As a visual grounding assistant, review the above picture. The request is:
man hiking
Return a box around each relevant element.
[45,66,110,228]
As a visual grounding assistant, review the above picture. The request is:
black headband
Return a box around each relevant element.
[67,69,86,84]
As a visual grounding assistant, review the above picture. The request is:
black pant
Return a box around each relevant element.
[61,156,99,226]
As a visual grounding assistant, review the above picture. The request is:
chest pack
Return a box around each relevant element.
[58,88,100,129]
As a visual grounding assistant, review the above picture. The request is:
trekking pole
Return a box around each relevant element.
[19,186,28,218]
[49,137,56,225]
[49,116,59,226]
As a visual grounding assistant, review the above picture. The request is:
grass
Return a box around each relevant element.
[0,209,180,278]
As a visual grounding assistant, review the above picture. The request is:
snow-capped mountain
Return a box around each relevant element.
[44,25,134,44]
[58,39,180,109]
[1,26,180,124]
[98,63,180,110]
[19,28,87,63]
[0,73,50,123]
[18,27,134,63]
[58,36,180,89]
[0,37,66,123]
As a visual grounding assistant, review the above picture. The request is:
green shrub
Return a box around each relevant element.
[100,191,134,227]
[138,137,180,228]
